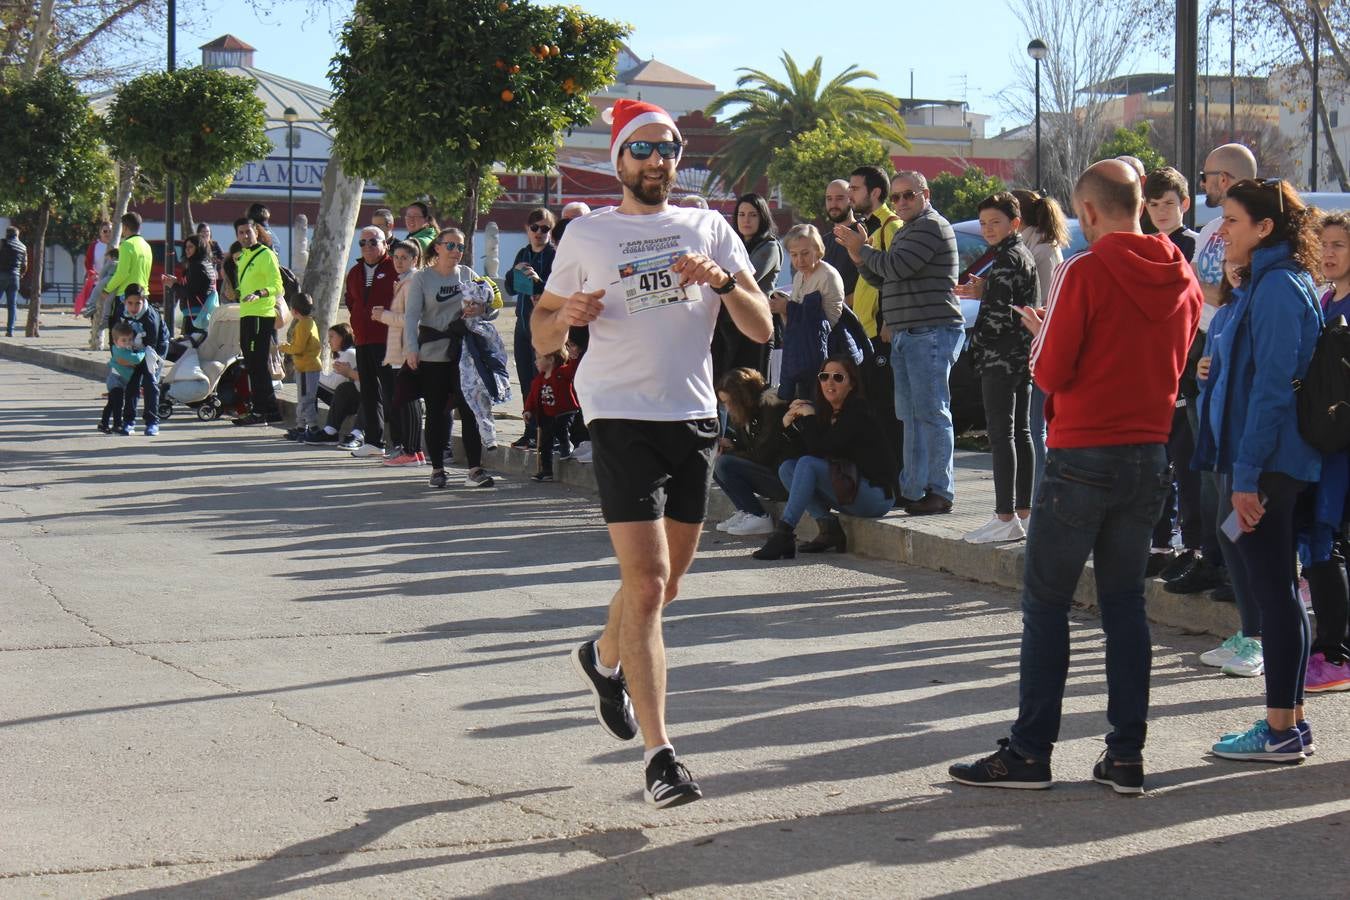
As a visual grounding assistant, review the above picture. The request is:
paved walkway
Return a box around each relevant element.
[2,356,1348,898]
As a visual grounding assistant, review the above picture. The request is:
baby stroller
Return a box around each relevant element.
[157,304,250,421]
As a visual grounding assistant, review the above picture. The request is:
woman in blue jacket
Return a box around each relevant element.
[1194,179,1323,764]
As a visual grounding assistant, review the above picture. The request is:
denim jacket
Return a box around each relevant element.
[1193,242,1322,491]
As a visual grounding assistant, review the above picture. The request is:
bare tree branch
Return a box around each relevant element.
[53,0,158,69]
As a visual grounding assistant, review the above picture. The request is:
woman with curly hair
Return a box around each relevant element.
[1194,179,1323,763]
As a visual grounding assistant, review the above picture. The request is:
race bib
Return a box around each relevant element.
[618,250,699,315]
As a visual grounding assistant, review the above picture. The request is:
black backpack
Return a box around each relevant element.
[1295,314,1350,454]
[277,260,301,303]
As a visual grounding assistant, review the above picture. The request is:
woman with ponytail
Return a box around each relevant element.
[1194,179,1323,763]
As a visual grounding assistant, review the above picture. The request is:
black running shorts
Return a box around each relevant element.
[589,418,719,524]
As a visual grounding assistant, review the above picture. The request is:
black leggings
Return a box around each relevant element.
[981,373,1032,514]
[379,369,423,453]
[1221,472,1310,708]
[420,360,480,471]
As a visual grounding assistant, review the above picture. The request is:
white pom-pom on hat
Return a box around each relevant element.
[601,107,615,125]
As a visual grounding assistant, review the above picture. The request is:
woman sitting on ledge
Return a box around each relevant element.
[753,355,897,560]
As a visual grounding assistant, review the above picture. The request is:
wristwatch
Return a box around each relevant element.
[711,271,737,295]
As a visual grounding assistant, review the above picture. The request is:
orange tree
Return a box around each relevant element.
[0,68,112,336]
[104,68,271,234]
[329,0,629,261]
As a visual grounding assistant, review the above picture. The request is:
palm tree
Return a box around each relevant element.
[704,53,909,194]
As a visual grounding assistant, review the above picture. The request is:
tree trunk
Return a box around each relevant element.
[20,0,56,79]
[111,159,137,250]
[179,175,196,236]
[302,155,364,365]
[461,163,481,269]
[1315,81,1350,192]
[24,200,50,338]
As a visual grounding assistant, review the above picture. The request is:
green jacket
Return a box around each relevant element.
[236,244,283,318]
[406,225,438,255]
[104,234,152,298]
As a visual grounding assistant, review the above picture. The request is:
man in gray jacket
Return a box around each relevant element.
[835,170,962,514]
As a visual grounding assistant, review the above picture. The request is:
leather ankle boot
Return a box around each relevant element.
[752,522,797,560]
[799,516,847,553]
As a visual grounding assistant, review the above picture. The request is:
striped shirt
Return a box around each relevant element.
[858,205,962,331]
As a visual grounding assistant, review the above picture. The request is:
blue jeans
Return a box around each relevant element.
[1010,444,1170,764]
[714,453,787,516]
[777,456,892,526]
[0,272,17,336]
[1030,385,1047,499]
[892,324,964,502]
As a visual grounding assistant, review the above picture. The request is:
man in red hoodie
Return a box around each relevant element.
[950,160,1203,795]
[343,226,396,456]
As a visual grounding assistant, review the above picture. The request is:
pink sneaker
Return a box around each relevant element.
[383,452,422,467]
[1305,652,1350,693]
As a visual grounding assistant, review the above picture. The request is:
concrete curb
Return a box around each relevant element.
[3,338,1240,640]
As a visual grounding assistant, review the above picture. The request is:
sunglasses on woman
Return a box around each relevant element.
[818,371,848,383]
[529,224,552,235]
[622,140,683,161]
[437,240,466,251]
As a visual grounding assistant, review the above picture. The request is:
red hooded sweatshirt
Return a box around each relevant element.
[1030,232,1203,449]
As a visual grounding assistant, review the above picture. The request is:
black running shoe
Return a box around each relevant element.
[1092,751,1145,795]
[1158,548,1197,582]
[570,640,637,741]
[949,739,1052,790]
[644,748,702,809]
[428,469,448,489]
[1164,556,1227,594]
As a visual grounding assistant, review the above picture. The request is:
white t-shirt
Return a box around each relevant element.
[320,347,357,391]
[546,206,753,423]
[1193,215,1225,331]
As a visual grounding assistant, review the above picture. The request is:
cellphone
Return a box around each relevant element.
[1220,492,1267,542]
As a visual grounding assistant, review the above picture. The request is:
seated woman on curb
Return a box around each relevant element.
[712,367,791,536]
[753,355,897,560]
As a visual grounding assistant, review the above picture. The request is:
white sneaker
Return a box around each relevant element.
[571,441,593,463]
[716,511,749,532]
[1199,631,1245,668]
[1221,637,1264,677]
[963,515,1026,544]
[351,443,385,458]
[727,513,774,536]
[465,467,495,488]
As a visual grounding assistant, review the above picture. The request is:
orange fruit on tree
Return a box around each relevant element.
[509,64,520,74]
[562,77,576,94]
[551,45,561,57]
[501,89,514,102]
[494,59,505,69]
[498,1,508,10]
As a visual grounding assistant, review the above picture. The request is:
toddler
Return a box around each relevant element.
[523,348,580,482]
[279,292,321,440]
[99,322,144,434]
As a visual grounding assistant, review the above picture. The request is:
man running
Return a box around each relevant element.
[532,99,772,808]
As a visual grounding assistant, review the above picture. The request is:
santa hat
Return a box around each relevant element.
[603,99,683,173]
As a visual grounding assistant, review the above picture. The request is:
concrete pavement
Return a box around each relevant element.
[2,355,1349,899]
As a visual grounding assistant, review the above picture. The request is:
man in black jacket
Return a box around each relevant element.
[1,225,27,338]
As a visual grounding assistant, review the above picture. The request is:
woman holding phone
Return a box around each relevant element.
[1193,179,1322,763]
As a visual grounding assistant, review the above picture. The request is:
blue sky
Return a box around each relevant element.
[191,1,1174,132]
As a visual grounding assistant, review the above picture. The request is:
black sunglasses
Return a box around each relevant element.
[622,140,683,161]
[1256,177,1286,214]
[529,224,552,234]
[357,238,383,247]
[890,189,921,203]
[437,240,466,251]
[817,371,848,383]
[1199,169,1234,184]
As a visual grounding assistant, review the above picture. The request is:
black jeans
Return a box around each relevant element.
[102,386,126,428]
[864,339,904,478]
[420,360,481,471]
[319,381,362,434]
[537,411,577,475]
[354,343,387,447]
[981,373,1032,514]
[239,316,278,417]
[1011,444,1170,764]
[514,316,537,442]
[1218,471,1310,709]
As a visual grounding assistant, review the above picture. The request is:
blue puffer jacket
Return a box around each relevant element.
[1193,242,1322,492]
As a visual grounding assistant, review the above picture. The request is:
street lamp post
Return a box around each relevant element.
[1229,3,1236,141]
[283,107,299,268]
[1027,39,1049,192]
[1311,7,1322,191]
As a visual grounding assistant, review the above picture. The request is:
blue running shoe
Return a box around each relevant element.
[1220,719,1315,755]
[1212,720,1305,763]
[144,423,159,436]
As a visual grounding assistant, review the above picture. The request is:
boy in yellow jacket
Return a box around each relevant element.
[280,293,321,440]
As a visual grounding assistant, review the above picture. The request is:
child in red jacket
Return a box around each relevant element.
[524,349,580,482]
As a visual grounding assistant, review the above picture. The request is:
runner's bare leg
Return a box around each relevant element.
[596,518,702,749]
